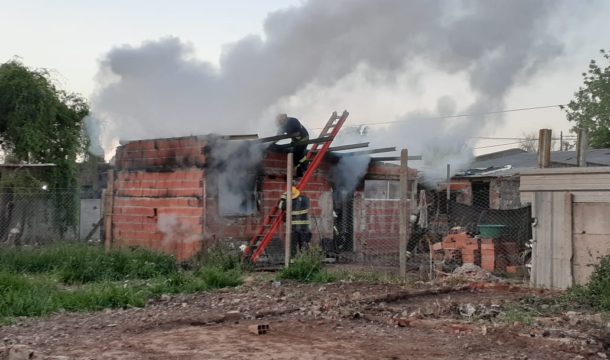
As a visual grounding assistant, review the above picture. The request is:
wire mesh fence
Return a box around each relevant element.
[320,188,533,281]
[0,188,89,246]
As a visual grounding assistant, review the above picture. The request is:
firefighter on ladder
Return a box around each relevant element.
[279,186,311,256]
[275,114,309,178]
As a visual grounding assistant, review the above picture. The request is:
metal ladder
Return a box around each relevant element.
[244,110,349,263]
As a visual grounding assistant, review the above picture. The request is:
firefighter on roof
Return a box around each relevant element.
[275,114,310,178]
[279,186,312,256]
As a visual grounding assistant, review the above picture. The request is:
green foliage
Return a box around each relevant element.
[565,255,610,311]
[0,244,178,284]
[0,244,245,321]
[277,247,335,283]
[0,60,90,232]
[197,267,243,288]
[561,49,610,149]
[203,242,250,272]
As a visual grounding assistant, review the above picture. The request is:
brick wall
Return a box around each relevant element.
[115,136,206,170]
[112,136,412,261]
[112,168,204,260]
[352,193,410,264]
[203,151,334,247]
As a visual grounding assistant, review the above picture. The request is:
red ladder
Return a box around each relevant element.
[245,110,349,263]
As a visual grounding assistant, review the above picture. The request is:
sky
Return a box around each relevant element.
[1,0,609,157]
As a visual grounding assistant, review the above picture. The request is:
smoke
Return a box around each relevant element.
[89,0,567,182]
[204,138,264,215]
[157,214,199,247]
[332,154,371,197]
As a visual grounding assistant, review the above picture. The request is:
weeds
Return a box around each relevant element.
[564,255,610,312]
[0,244,178,283]
[197,267,243,288]
[277,247,334,283]
[0,244,245,322]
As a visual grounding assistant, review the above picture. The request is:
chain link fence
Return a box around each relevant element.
[320,187,533,281]
[0,188,96,246]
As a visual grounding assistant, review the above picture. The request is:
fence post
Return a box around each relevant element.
[285,152,293,268]
[399,149,408,278]
[103,169,114,252]
[537,129,552,168]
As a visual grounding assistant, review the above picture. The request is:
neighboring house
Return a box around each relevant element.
[449,148,610,210]
[110,135,416,261]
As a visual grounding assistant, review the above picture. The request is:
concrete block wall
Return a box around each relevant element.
[490,177,521,210]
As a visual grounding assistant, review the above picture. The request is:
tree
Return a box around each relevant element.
[518,132,538,153]
[561,49,610,149]
[0,60,90,233]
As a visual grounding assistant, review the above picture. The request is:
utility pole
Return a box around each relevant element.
[399,149,408,278]
[285,152,293,268]
[577,128,588,167]
[560,131,563,152]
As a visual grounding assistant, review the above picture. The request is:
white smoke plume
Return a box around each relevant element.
[89,0,568,182]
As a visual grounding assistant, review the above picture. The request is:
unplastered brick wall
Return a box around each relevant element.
[112,169,204,260]
[112,136,206,260]
[115,136,206,170]
[203,151,334,246]
[352,163,415,264]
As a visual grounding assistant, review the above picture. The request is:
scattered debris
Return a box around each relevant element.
[451,263,500,282]
[248,324,270,335]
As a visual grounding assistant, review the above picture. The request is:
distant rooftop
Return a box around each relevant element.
[456,148,610,178]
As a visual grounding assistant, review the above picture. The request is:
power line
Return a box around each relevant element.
[473,141,528,150]
[471,136,576,141]
[310,103,565,130]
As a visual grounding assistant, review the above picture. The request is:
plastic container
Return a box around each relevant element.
[477,224,506,238]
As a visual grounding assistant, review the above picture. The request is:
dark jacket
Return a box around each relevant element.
[279,117,309,142]
[279,195,311,232]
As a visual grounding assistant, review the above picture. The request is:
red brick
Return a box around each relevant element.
[506,265,518,273]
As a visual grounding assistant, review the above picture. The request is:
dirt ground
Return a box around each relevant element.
[1,275,609,360]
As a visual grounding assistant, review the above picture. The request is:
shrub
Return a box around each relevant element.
[564,255,610,311]
[202,242,249,272]
[0,244,179,284]
[277,247,334,283]
[197,267,243,289]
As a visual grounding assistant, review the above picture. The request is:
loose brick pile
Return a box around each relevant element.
[432,231,521,273]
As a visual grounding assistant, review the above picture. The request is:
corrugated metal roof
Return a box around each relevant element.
[456,148,610,178]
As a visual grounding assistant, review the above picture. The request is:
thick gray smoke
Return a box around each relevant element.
[89,0,566,183]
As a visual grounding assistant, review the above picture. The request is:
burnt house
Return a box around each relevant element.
[109,135,416,261]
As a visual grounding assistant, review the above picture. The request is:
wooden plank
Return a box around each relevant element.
[103,169,115,252]
[327,142,370,151]
[573,202,610,235]
[399,149,408,278]
[572,233,610,284]
[285,152,293,268]
[341,147,396,156]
